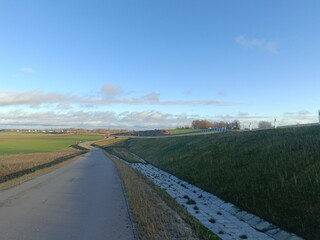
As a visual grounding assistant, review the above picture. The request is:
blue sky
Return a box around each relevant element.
[1,1,320,129]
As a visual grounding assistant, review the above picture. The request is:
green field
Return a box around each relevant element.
[0,133,103,155]
[113,126,320,240]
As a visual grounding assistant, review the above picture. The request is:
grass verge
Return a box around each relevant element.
[108,152,219,240]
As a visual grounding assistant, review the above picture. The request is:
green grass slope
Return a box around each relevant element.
[120,126,320,239]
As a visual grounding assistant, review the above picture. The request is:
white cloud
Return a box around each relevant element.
[19,67,35,74]
[101,84,122,97]
[0,88,237,107]
[0,85,240,129]
[161,99,234,106]
[238,112,249,117]
[298,110,311,116]
[0,108,318,130]
[0,110,198,130]
[283,112,294,116]
[0,90,72,106]
[282,110,315,121]
[235,36,277,53]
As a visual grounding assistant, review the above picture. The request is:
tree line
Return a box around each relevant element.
[191,119,241,130]
[190,119,274,130]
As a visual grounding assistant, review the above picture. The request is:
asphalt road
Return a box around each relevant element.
[0,148,135,240]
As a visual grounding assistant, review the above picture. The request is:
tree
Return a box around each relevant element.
[231,120,241,130]
[258,121,272,129]
[191,120,214,129]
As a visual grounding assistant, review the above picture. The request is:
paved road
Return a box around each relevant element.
[0,148,135,240]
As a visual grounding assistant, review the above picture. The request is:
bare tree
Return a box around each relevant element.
[231,120,241,130]
[192,119,241,130]
[192,120,214,129]
[258,121,272,129]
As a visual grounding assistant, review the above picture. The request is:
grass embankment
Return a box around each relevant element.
[113,126,320,240]
[0,133,103,186]
[95,137,142,163]
[108,152,219,240]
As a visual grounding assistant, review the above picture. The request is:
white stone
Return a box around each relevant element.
[255,221,273,231]
[273,231,291,240]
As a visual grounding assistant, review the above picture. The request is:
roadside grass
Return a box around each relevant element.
[108,152,219,240]
[113,126,320,240]
[0,133,103,155]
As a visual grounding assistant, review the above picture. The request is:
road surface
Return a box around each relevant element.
[0,148,135,240]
